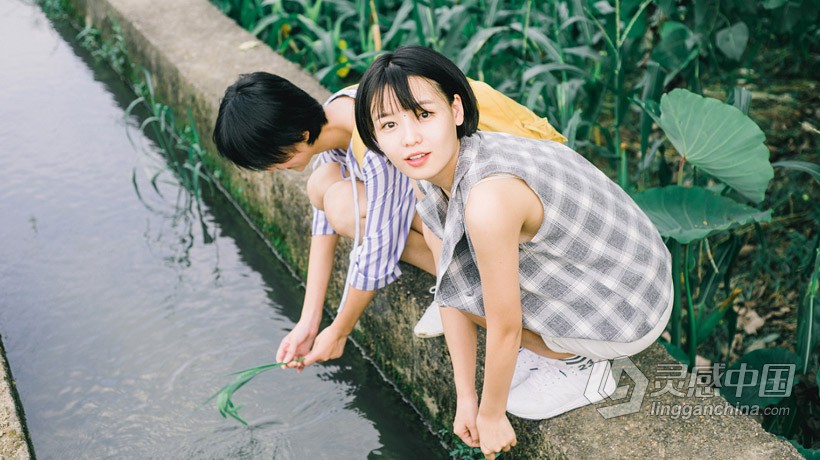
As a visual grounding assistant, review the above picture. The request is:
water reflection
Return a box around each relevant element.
[0,0,444,458]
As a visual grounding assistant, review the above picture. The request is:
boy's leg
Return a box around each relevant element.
[319,173,436,275]
[307,162,345,212]
[322,176,367,242]
[317,172,440,337]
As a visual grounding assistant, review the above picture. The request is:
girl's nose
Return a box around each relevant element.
[401,119,422,146]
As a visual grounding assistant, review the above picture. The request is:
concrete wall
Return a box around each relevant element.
[0,338,31,459]
[61,0,802,457]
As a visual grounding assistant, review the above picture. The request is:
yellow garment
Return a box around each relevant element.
[349,79,566,167]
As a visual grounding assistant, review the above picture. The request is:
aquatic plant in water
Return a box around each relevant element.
[209,359,303,425]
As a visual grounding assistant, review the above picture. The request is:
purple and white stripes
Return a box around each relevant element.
[309,123,416,291]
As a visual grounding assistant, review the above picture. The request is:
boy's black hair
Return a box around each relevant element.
[212,72,327,171]
[354,46,478,155]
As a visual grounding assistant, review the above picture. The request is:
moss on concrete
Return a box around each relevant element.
[0,338,32,460]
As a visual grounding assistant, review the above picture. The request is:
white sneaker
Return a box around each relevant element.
[506,356,617,420]
[510,348,542,389]
[413,301,444,338]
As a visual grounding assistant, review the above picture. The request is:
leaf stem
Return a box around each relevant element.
[684,244,697,370]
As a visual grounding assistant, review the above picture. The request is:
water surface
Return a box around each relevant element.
[0,1,443,458]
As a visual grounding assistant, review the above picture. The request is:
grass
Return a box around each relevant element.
[207,359,304,426]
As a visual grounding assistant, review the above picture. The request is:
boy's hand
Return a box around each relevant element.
[276,321,317,371]
[302,326,348,366]
[453,395,480,448]
[476,413,516,459]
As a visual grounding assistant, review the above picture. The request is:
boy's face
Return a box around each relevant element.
[372,77,463,187]
[266,141,313,172]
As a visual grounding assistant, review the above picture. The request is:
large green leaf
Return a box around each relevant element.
[715,22,749,61]
[720,348,801,408]
[796,248,820,373]
[632,186,772,244]
[657,89,774,203]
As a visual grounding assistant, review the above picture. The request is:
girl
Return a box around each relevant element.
[354,46,673,458]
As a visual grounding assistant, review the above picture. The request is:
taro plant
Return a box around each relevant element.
[631,88,775,367]
[631,87,820,454]
[717,249,820,456]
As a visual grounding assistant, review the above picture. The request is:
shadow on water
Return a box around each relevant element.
[0,0,446,458]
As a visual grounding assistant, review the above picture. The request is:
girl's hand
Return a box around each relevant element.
[476,413,516,459]
[302,326,348,366]
[453,395,480,448]
[275,321,317,371]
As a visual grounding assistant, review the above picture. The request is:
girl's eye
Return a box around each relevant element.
[418,111,431,119]
[382,121,396,130]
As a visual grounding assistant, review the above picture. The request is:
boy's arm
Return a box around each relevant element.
[302,152,414,365]
[302,286,375,365]
[277,151,343,368]
[276,233,338,367]
[302,234,338,328]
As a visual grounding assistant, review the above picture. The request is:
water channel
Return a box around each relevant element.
[0,0,444,458]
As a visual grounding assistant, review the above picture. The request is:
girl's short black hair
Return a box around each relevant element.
[212,72,327,171]
[354,46,478,155]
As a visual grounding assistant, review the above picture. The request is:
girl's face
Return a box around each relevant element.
[372,76,464,188]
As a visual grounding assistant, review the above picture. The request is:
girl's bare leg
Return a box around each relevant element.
[453,309,574,359]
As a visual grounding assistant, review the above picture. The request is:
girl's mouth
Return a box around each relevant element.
[406,152,429,167]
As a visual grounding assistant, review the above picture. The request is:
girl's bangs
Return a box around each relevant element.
[371,66,425,119]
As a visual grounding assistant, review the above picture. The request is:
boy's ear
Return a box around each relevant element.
[301,131,310,142]
[452,94,465,127]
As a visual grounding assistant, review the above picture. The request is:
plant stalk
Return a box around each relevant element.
[684,243,697,369]
[670,240,682,348]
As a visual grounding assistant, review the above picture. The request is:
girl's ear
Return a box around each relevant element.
[451,94,465,127]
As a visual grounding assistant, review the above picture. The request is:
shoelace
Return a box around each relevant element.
[528,363,566,386]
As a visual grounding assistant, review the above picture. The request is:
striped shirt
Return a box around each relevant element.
[416,132,672,343]
[311,88,416,291]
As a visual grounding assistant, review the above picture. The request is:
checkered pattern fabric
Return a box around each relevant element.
[417,132,672,343]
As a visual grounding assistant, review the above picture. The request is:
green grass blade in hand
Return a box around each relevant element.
[208,359,304,426]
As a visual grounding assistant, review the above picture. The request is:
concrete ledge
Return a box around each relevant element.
[63,0,801,457]
[0,337,31,460]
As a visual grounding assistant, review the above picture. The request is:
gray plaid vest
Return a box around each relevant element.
[417,132,672,342]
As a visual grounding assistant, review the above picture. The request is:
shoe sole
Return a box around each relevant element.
[413,330,444,338]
